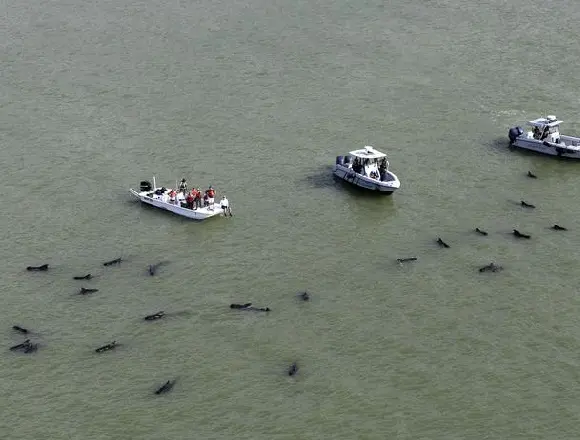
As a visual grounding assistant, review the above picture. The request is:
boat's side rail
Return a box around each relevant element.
[559,135,580,147]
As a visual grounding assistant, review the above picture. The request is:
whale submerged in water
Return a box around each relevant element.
[155,380,175,395]
[288,362,299,376]
[9,339,38,354]
[479,262,503,273]
[513,229,531,239]
[144,311,165,321]
[12,325,29,334]
[436,238,450,248]
[230,303,270,312]
[26,264,48,271]
[95,341,118,353]
[103,258,122,267]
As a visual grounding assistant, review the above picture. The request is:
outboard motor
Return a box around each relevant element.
[336,155,345,166]
[508,126,523,143]
[140,180,152,192]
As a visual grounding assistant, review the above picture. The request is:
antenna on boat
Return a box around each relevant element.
[153,176,156,189]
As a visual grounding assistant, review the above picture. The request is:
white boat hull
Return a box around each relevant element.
[129,189,226,220]
[511,138,580,159]
[508,123,580,159]
[333,164,401,194]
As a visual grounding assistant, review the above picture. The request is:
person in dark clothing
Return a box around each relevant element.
[178,178,187,193]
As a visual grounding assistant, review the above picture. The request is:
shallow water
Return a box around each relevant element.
[2,0,580,438]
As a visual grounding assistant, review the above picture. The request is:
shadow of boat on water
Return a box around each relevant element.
[303,165,336,189]
[331,176,397,199]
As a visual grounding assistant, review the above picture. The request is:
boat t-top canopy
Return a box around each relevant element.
[527,115,563,128]
[348,146,387,160]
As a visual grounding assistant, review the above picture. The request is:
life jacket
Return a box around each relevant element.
[169,190,176,199]
[208,189,215,198]
[186,193,194,203]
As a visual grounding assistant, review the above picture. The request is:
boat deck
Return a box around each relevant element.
[130,188,227,220]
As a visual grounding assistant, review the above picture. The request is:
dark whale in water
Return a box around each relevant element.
[79,287,99,295]
[475,228,488,236]
[12,325,29,334]
[26,264,48,271]
[552,224,567,231]
[144,311,165,321]
[479,262,503,273]
[521,200,535,208]
[397,257,417,263]
[9,339,38,353]
[148,261,168,276]
[230,303,252,309]
[155,380,175,395]
[95,341,118,353]
[23,342,38,353]
[298,291,310,301]
[73,274,92,280]
[436,238,450,248]
[230,303,270,312]
[10,339,31,350]
[527,171,537,178]
[288,362,298,376]
[103,258,122,267]
[513,229,531,239]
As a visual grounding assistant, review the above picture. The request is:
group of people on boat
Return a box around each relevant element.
[351,157,389,180]
[167,179,231,215]
[532,125,550,140]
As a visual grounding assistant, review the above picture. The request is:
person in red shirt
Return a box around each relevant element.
[185,191,194,209]
[193,188,202,209]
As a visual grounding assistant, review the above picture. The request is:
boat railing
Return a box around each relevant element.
[560,135,580,147]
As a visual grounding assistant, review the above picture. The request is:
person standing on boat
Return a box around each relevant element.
[220,195,231,216]
[206,186,215,210]
[185,191,194,209]
[379,158,387,180]
[168,189,177,204]
[193,188,202,209]
[178,178,187,193]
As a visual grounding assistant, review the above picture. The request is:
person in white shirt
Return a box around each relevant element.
[220,196,231,216]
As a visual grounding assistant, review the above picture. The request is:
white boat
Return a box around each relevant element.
[508,115,580,159]
[333,146,401,194]
[129,177,230,220]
